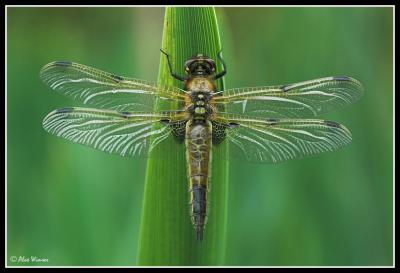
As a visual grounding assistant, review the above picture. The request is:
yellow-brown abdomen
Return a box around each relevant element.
[185,119,212,240]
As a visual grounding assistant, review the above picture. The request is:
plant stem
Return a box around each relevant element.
[137,7,228,266]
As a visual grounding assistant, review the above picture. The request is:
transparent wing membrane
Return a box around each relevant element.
[41,61,360,164]
[213,76,363,118]
[213,114,352,163]
[40,61,186,112]
[42,107,187,158]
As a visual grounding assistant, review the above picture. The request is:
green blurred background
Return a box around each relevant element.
[7,7,393,266]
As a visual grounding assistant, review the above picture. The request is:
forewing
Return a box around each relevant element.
[213,76,363,118]
[43,107,186,158]
[213,114,352,163]
[40,61,186,112]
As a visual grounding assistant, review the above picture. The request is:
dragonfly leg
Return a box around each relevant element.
[160,49,187,82]
[213,49,227,81]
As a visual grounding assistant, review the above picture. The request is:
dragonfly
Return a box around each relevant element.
[41,50,363,240]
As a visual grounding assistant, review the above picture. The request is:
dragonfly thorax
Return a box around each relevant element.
[188,91,213,119]
[186,77,215,92]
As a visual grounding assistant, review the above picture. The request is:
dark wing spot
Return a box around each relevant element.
[53,61,72,67]
[323,120,341,128]
[120,111,131,118]
[332,76,351,81]
[227,122,239,129]
[55,107,74,113]
[111,74,124,82]
[160,119,170,126]
[266,118,279,125]
[281,84,293,92]
[211,121,227,144]
[169,120,187,142]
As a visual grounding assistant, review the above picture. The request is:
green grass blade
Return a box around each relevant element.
[137,7,228,266]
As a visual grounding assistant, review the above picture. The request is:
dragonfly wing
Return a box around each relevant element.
[40,61,186,112]
[43,107,187,158]
[213,114,352,163]
[213,76,363,118]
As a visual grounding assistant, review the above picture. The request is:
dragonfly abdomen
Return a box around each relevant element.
[185,119,212,240]
[190,184,207,241]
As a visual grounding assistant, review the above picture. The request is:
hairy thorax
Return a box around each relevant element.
[185,76,216,92]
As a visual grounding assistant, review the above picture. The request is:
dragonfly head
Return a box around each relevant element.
[184,54,216,77]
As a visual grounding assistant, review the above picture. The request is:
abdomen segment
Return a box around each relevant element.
[185,119,212,240]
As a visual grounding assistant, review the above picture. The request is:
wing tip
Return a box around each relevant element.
[40,60,73,74]
[331,76,364,90]
[323,120,353,140]
[43,60,73,68]
[331,76,353,81]
[52,60,73,66]
[41,60,73,70]
[54,107,75,113]
[322,120,342,128]
[42,107,75,127]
